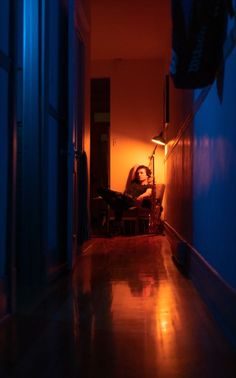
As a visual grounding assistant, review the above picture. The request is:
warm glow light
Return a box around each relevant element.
[151,132,166,146]
[151,138,166,146]
[155,283,175,340]
[160,319,168,333]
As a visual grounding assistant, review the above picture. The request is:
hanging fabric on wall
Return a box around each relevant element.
[170,0,233,89]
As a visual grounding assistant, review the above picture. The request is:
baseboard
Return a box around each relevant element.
[47,262,68,282]
[165,222,236,346]
[0,278,7,321]
[164,222,190,275]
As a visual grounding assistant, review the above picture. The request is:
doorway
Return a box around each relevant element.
[90,78,110,234]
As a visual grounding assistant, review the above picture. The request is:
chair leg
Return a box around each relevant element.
[106,216,110,235]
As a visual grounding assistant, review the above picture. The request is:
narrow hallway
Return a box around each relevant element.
[1,235,236,378]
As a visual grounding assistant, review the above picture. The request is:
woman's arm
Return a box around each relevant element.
[136,188,152,201]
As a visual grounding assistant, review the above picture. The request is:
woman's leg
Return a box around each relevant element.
[97,188,123,208]
[97,188,124,235]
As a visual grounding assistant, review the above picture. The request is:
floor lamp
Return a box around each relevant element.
[148,131,166,233]
[149,131,166,176]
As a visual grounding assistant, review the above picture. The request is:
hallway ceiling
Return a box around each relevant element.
[91,0,171,62]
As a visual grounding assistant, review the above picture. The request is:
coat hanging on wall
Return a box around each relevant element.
[170,0,233,89]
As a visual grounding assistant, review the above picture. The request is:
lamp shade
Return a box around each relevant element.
[151,131,166,146]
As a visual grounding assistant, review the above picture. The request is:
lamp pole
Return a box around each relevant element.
[149,144,157,177]
[148,144,158,233]
[148,132,166,233]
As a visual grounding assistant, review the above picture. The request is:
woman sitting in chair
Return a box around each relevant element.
[97,165,152,224]
[125,165,152,207]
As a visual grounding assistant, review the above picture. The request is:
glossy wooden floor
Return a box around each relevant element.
[1,235,236,378]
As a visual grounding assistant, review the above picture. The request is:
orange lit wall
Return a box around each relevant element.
[91,59,166,191]
[75,0,91,196]
[164,83,193,242]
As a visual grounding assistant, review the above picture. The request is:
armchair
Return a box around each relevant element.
[107,165,165,235]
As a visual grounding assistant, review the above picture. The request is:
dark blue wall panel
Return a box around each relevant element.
[47,116,59,264]
[0,69,8,278]
[18,0,42,285]
[193,44,236,288]
[48,0,60,110]
[0,0,9,55]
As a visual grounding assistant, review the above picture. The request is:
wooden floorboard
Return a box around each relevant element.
[0,235,236,378]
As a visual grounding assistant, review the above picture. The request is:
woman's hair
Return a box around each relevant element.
[135,165,152,179]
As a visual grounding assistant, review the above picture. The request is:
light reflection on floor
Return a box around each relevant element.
[0,235,236,378]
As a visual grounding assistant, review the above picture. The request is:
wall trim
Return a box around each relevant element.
[165,221,236,346]
[75,1,90,42]
[0,50,11,71]
[164,86,210,161]
[0,278,7,320]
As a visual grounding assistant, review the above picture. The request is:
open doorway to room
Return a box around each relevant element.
[90,78,110,235]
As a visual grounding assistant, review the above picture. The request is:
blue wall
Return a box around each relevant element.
[193,44,236,288]
[0,0,10,284]
[0,70,8,278]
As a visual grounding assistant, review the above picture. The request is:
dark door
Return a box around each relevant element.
[90,78,110,233]
[45,0,69,272]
